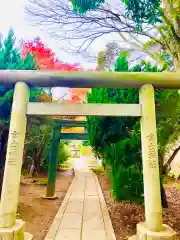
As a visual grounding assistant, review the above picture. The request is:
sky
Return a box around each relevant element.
[0,0,151,66]
[0,0,108,68]
[0,0,114,98]
[0,0,151,98]
[0,0,90,98]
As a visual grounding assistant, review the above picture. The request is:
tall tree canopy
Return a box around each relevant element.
[0,29,45,188]
[87,52,180,203]
[21,37,82,71]
[0,29,40,120]
[21,37,83,102]
[26,0,180,70]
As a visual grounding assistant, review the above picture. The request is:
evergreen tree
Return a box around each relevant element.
[87,52,180,205]
[0,29,41,180]
[0,29,38,120]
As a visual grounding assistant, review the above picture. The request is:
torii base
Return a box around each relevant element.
[42,195,57,200]
[129,222,177,240]
[0,219,33,240]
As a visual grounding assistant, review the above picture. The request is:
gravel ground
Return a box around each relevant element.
[98,174,180,240]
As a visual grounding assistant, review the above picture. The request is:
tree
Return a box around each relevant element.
[0,28,40,154]
[96,42,120,71]
[0,29,45,193]
[87,52,179,204]
[26,0,180,69]
[21,37,83,102]
[21,37,82,71]
[71,0,161,27]
[21,37,86,174]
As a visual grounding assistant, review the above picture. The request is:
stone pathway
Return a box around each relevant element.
[45,157,116,240]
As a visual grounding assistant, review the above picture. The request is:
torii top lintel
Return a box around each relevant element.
[0,70,180,88]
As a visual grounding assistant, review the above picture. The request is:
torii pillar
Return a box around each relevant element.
[130,84,176,240]
[0,82,32,239]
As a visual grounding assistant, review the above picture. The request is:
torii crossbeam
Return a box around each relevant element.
[0,70,180,88]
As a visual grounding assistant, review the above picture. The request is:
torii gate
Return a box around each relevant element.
[0,70,179,240]
[29,118,88,199]
[41,119,88,199]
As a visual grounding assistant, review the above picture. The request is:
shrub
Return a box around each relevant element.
[56,141,70,167]
[110,164,144,203]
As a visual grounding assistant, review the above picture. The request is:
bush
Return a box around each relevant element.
[90,166,104,175]
[110,164,144,203]
[39,139,70,172]
[56,141,70,167]
[86,54,162,203]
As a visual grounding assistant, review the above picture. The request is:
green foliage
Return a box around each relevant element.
[29,126,70,172]
[90,166,104,175]
[110,164,143,203]
[0,29,36,70]
[57,141,70,167]
[37,178,48,185]
[24,124,52,172]
[122,0,161,29]
[156,89,180,158]
[87,52,180,203]
[71,0,104,13]
[0,29,38,120]
[83,140,90,146]
[0,29,46,180]
[114,51,129,72]
[71,0,161,30]
[39,126,53,171]
[87,55,144,201]
[59,159,73,171]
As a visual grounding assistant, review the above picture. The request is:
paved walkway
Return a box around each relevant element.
[45,157,116,240]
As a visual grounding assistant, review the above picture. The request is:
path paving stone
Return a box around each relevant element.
[82,229,107,240]
[65,200,84,213]
[59,213,82,229]
[45,157,116,240]
[55,229,81,240]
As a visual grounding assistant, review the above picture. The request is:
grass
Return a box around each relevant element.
[31,177,48,185]
[37,178,48,185]
[163,175,180,189]
[90,166,104,175]
[59,158,73,171]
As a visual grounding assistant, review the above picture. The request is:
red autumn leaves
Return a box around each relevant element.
[20,37,89,103]
[21,38,81,71]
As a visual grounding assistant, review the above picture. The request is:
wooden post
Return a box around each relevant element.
[139,84,163,232]
[44,127,60,199]
[0,82,29,228]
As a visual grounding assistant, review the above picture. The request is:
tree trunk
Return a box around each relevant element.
[29,148,38,177]
[0,128,9,197]
[163,145,180,174]
[22,146,28,166]
[29,146,44,177]
[160,179,168,208]
[36,147,43,173]
[0,128,9,168]
[159,154,168,208]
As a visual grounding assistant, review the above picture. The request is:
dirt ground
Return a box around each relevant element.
[98,174,180,240]
[17,170,74,240]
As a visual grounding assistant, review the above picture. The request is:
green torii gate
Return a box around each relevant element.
[44,120,88,199]
[0,71,179,240]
